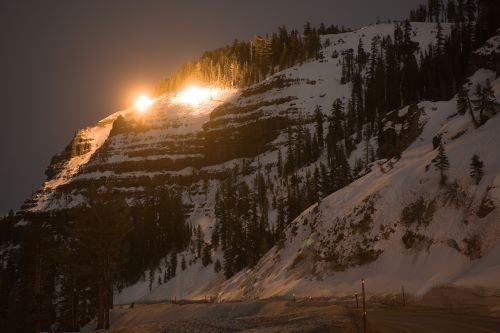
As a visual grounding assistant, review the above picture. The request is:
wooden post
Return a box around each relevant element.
[362,279,367,333]
[35,250,42,333]
[402,286,406,307]
[355,292,359,309]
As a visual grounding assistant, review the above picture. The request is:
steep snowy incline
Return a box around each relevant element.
[111,22,459,304]
[215,72,500,301]
[17,22,475,305]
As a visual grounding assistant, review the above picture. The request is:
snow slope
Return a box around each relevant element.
[113,22,472,304]
[18,21,499,304]
[215,73,500,300]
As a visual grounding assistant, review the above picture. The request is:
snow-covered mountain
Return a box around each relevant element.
[16,22,500,305]
[218,71,500,300]
[23,23,447,213]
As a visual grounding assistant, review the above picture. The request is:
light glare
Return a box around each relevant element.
[135,95,153,113]
[175,86,212,107]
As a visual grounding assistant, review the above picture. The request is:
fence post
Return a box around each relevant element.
[362,279,366,333]
[355,292,359,309]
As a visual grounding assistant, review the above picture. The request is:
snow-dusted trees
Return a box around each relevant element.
[155,22,346,95]
[314,105,324,148]
[284,121,321,175]
[327,99,345,148]
[457,86,480,126]
[470,154,484,184]
[472,80,499,125]
[433,143,450,183]
[213,173,273,278]
[456,81,498,126]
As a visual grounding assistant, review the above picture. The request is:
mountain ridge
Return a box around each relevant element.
[2,17,500,331]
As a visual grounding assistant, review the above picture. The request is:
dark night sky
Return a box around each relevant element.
[0,0,423,215]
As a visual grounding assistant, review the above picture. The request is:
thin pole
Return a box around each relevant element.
[355,292,359,309]
[362,279,367,333]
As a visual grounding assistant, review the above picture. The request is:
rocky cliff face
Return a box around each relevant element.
[15,23,500,304]
[22,23,445,216]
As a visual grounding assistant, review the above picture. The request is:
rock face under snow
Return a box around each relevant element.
[16,22,500,304]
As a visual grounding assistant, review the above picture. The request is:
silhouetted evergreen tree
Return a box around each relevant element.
[472,80,499,124]
[470,154,484,184]
[70,188,132,330]
[433,143,450,183]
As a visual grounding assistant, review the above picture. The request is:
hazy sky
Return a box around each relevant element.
[0,0,423,214]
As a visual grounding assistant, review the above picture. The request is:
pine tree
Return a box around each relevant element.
[394,23,404,50]
[401,53,420,104]
[276,196,286,240]
[329,98,345,144]
[403,20,413,48]
[314,105,324,148]
[433,143,450,183]
[472,80,499,124]
[428,0,441,22]
[456,85,469,115]
[356,38,367,72]
[470,154,484,185]
[466,0,476,23]
[367,36,379,81]
[170,252,178,277]
[447,0,457,22]
[202,243,212,267]
[435,22,445,57]
[148,269,154,292]
[319,162,330,196]
[457,85,480,125]
[214,259,222,273]
[70,188,132,330]
[385,37,402,111]
[284,127,295,174]
[456,0,465,22]
[195,225,203,258]
[223,244,235,278]
[181,255,187,271]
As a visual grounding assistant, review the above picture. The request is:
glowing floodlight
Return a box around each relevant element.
[175,86,212,107]
[135,95,153,113]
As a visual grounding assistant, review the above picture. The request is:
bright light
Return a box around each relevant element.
[135,95,153,113]
[174,86,212,107]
